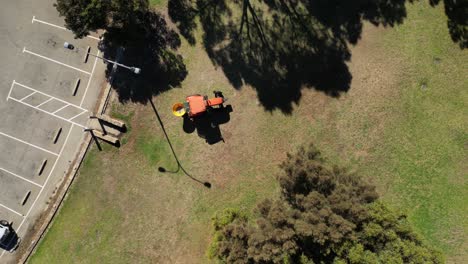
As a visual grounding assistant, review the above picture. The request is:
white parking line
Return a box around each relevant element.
[68,110,86,121]
[0,167,43,188]
[17,124,74,233]
[80,50,100,107]
[13,81,88,112]
[23,47,91,75]
[0,131,59,156]
[6,80,15,101]
[0,124,74,257]
[32,16,100,41]
[8,97,88,129]
[19,91,36,102]
[0,203,23,217]
[36,97,53,108]
[52,104,69,114]
[8,81,89,129]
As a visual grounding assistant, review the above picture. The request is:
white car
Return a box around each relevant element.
[0,220,20,253]
[0,221,10,242]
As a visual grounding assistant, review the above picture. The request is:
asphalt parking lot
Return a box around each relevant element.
[0,0,106,261]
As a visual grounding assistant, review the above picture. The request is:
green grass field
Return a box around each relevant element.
[149,0,167,8]
[30,1,466,263]
[375,5,467,255]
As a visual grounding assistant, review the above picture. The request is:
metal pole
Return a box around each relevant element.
[63,41,139,72]
[86,52,134,71]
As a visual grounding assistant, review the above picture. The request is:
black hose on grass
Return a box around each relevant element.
[149,99,211,188]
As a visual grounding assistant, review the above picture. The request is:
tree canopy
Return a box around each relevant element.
[209,144,443,263]
[55,0,149,38]
[55,0,187,102]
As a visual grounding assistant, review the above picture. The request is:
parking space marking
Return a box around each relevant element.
[0,131,59,156]
[0,203,23,217]
[17,124,74,232]
[36,97,53,108]
[19,91,36,102]
[12,81,88,111]
[8,96,88,129]
[80,50,100,107]
[6,80,15,101]
[68,110,87,121]
[0,168,43,188]
[1,11,103,259]
[8,81,89,129]
[52,104,69,114]
[23,47,91,75]
[32,16,101,41]
[0,124,75,258]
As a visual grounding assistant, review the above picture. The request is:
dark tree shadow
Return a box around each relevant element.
[430,0,467,49]
[168,0,198,45]
[182,105,233,144]
[169,0,410,113]
[99,10,188,103]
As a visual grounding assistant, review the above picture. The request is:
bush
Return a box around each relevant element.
[208,144,443,263]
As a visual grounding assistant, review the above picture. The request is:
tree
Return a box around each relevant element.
[209,144,443,263]
[277,144,378,262]
[55,0,148,38]
[335,201,445,263]
[207,208,251,263]
[55,0,187,102]
[247,200,298,263]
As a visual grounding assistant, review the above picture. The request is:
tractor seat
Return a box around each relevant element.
[186,95,207,116]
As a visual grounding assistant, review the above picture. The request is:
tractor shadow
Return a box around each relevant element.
[183,105,233,145]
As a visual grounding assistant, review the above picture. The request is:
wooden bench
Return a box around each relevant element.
[92,129,119,145]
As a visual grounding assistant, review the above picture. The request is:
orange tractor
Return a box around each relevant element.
[172,91,225,118]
